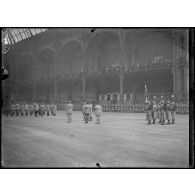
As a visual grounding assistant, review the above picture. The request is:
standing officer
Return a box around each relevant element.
[66,100,73,123]
[24,103,29,116]
[34,103,39,117]
[166,100,171,124]
[89,103,93,121]
[145,100,152,124]
[94,104,103,124]
[51,103,57,116]
[29,103,34,116]
[46,104,51,116]
[151,100,157,124]
[170,95,176,124]
[20,103,25,117]
[40,103,45,116]
[10,103,15,116]
[160,99,166,125]
[158,96,164,123]
[82,102,86,121]
[15,103,20,116]
[83,102,91,123]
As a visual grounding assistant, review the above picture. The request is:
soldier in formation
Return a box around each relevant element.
[145,100,152,124]
[51,103,57,116]
[144,94,178,125]
[29,104,34,116]
[151,100,158,124]
[34,103,39,117]
[66,100,73,123]
[170,95,176,124]
[2,102,58,118]
[24,103,29,116]
[45,104,51,116]
[82,102,92,123]
[166,101,172,124]
[94,104,103,124]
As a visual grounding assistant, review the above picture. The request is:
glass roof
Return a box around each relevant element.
[3,28,47,45]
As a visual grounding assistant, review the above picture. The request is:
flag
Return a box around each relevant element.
[144,85,149,102]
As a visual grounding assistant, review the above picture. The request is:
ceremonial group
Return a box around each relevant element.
[145,95,176,125]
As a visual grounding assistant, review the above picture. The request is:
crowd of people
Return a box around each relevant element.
[3,103,57,117]
[41,58,173,83]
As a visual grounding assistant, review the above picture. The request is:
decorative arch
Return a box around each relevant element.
[58,40,82,58]
[86,29,120,52]
[37,48,54,66]
[57,38,82,57]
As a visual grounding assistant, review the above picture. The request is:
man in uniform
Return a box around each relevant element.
[82,102,86,121]
[29,103,34,116]
[45,104,51,116]
[15,103,20,116]
[158,96,164,123]
[24,103,29,116]
[151,100,157,124]
[94,103,103,124]
[51,103,57,116]
[39,103,45,116]
[170,95,176,124]
[145,100,152,124]
[166,100,171,124]
[20,103,25,117]
[34,103,39,117]
[66,100,73,123]
[83,102,91,123]
[160,99,167,125]
[89,103,93,121]
[10,103,15,116]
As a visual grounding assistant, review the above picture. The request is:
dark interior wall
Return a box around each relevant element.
[57,54,83,74]
[124,71,173,94]
[5,29,178,104]
[98,45,121,69]
[71,53,83,73]
[135,32,173,64]
[57,58,69,74]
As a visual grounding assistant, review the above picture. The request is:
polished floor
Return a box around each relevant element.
[1,111,189,168]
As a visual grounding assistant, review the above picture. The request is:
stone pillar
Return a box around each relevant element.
[131,84,136,104]
[32,49,38,102]
[81,34,87,101]
[82,75,86,101]
[186,65,189,102]
[119,29,125,103]
[53,47,58,103]
[185,29,189,102]
[32,83,36,102]
[172,30,183,101]
[119,73,124,102]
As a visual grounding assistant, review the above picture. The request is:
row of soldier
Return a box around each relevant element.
[4,103,57,117]
[65,101,103,124]
[145,95,176,125]
[73,102,188,114]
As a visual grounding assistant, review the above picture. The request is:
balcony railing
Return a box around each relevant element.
[13,62,173,85]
